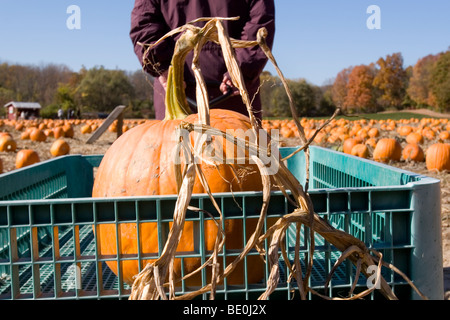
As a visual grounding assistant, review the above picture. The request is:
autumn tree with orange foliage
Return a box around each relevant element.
[331,67,352,109]
[373,53,408,109]
[343,64,377,113]
[407,54,440,109]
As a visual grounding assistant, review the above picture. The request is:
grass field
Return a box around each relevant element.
[264,109,449,121]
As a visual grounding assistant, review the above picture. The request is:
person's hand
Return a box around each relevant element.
[159,69,186,92]
[220,74,239,96]
[158,70,169,90]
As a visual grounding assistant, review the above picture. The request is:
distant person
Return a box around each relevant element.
[130,0,275,120]
[57,108,64,120]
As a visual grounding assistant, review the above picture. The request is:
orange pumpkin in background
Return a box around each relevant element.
[439,131,450,142]
[368,127,380,138]
[62,124,74,138]
[350,143,369,159]
[53,126,65,139]
[373,138,402,163]
[80,124,92,134]
[426,143,450,171]
[50,139,70,157]
[29,128,47,142]
[0,134,17,152]
[402,143,425,162]
[406,132,424,145]
[343,138,362,154]
[365,137,378,149]
[16,149,40,169]
[398,125,413,136]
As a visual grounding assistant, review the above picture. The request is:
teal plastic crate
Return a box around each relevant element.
[0,146,443,300]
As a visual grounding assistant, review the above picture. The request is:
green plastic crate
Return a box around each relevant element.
[0,146,443,300]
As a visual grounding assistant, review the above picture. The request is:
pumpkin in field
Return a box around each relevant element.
[365,137,378,149]
[29,128,47,142]
[50,139,70,157]
[15,123,24,131]
[423,129,436,141]
[44,129,54,138]
[20,130,31,140]
[406,132,424,145]
[426,143,450,171]
[398,125,413,136]
[92,33,270,287]
[62,124,74,138]
[16,149,40,169]
[280,125,295,138]
[80,124,92,134]
[343,138,362,154]
[368,127,379,138]
[439,131,450,142]
[402,143,425,162]
[373,138,402,163]
[108,121,118,133]
[350,143,369,158]
[53,126,65,139]
[0,134,17,152]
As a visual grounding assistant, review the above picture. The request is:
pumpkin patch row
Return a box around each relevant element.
[262,117,450,172]
[0,118,161,175]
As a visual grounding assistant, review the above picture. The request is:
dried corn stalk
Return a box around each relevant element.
[129,17,427,301]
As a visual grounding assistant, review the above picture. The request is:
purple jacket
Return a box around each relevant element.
[130,0,275,120]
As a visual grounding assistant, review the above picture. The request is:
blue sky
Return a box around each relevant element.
[0,1,449,86]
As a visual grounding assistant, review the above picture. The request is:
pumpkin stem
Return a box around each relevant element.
[164,30,199,120]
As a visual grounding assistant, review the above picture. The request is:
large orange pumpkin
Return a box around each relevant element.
[50,139,70,157]
[0,135,17,152]
[93,110,266,286]
[373,138,402,163]
[16,149,40,169]
[402,143,425,162]
[92,37,270,287]
[426,143,450,171]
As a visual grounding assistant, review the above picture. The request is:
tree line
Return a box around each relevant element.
[1,48,449,120]
[330,50,450,115]
[261,49,450,118]
[0,63,154,119]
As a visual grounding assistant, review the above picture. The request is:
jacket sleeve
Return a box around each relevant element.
[130,0,174,77]
[234,0,275,81]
